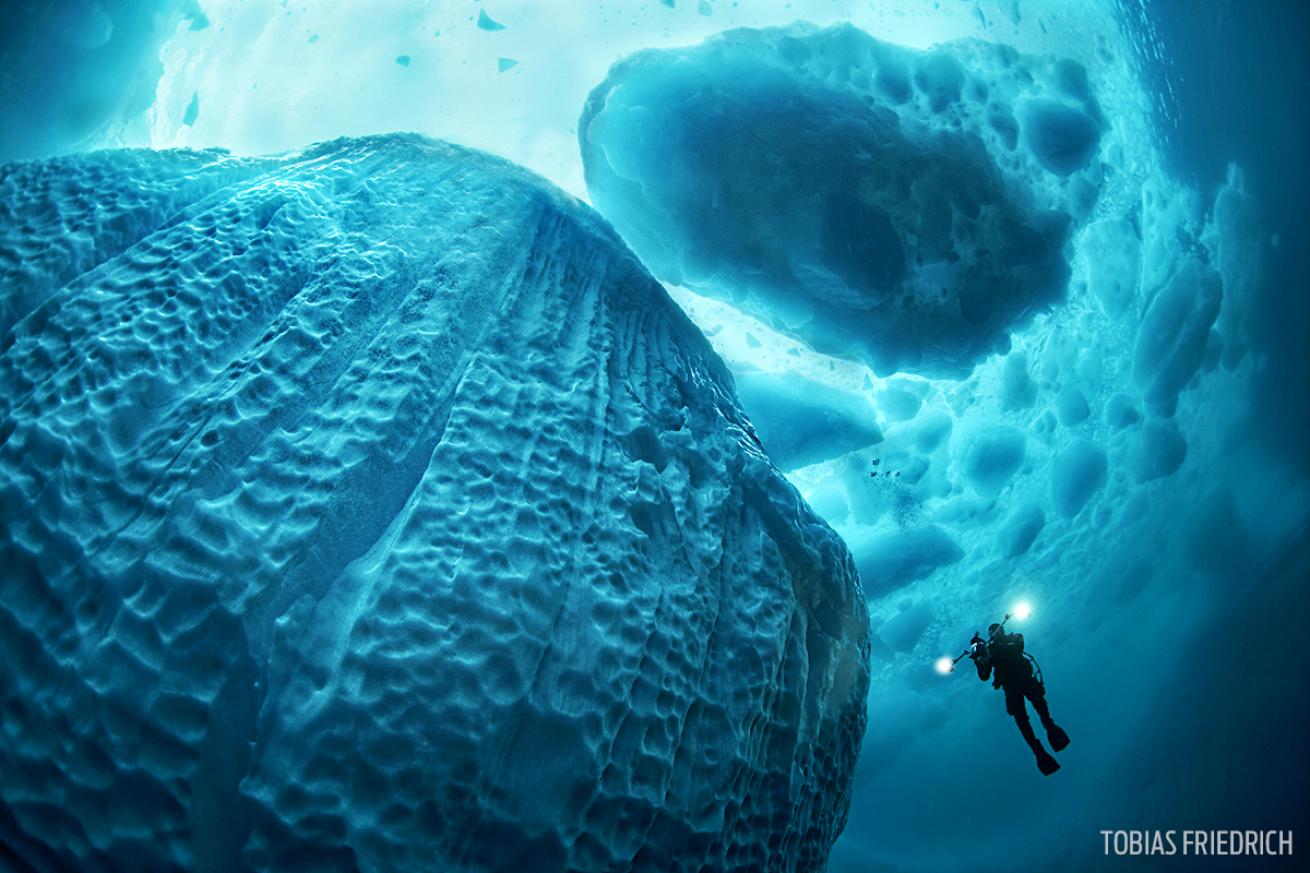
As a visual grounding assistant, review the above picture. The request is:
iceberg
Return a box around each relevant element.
[580,23,1104,377]
[0,135,870,872]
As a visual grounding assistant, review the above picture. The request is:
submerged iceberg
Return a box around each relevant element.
[0,135,870,872]
[580,23,1104,378]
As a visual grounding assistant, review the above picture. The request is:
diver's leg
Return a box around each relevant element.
[1028,685,1054,729]
[1008,689,1059,775]
[1026,682,1070,752]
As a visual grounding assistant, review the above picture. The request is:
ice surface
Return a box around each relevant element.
[999,349,1037,411]
[733,367,882,470]
[0,148,279,337]
[0,135,870,872]
[1132,257,1222,416]
[1078,217,1140,318]
[874,383,922,423]
[1104,392,1141,430]
[874,600,934,653]
[997,501,1045,557]
[1131,418,1188,483]
[959,425,1026,497]
[842,524,964,597]
[1055,385,1090,425]
[1049,438,1107,518]
[580,23,1105,377]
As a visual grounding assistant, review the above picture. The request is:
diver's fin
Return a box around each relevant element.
[1035,749,1061,776]
[1046,724,1070,753]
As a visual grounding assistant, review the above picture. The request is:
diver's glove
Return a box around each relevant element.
[968,640,988,660]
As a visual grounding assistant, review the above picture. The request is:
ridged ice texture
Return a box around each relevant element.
[580,23,1105,378]
[0,135,870,873]
[0,148,279,338]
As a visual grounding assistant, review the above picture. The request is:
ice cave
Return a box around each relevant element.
[1,1,1307,872]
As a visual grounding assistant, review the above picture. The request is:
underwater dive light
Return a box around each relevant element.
[934,656,954,675]
[1012,601,1033,621]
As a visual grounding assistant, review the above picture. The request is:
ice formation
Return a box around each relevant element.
[580,22,1105,378]
[732,367,882,471]
[0,135,871,872]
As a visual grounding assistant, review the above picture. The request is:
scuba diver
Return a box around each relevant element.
[970,622,1070,775]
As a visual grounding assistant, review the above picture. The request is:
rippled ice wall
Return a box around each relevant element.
[2,1,1308,872]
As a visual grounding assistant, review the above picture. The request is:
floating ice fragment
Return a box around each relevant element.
[477,9,506,31]
[581,23,1104,377]
[182,90,199,125]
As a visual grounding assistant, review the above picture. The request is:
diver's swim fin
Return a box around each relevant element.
[1046,724,1070,753]
[1035,749,1061,775]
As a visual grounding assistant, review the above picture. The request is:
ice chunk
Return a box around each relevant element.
[580,23,1103,378]
[476,9,506,31]
[876,601,935,653]
[1132,258,1222,416]
[914,409,954,453]
[875,384,922,422]
[497,57,518,73]
[1056,385,1090,425]
[1001,350,1037,411]
[1018,99,1101,176]
[0,136,869,872]
[1139,175,1204,298]
[1079,217,1140,317]
[734,368,882,470]
[1207,165,1263,367]
[804,477,851,526]
[844,524,964,597]
[1050,438,1107,518]
[960,425,1026,497]
[998,501,1045,557]
[1131,419,1188,482]
[182,90,200,125]
[1104,392,1141,431]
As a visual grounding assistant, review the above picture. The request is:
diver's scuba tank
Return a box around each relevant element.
[1025,652,1045,688]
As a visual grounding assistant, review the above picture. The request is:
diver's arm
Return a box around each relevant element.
[972,644,992,681]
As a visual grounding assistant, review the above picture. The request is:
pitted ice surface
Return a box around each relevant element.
[580,23,1106,378]
[0,134,870,873]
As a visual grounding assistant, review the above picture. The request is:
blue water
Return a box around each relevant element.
[1,2,1306,871]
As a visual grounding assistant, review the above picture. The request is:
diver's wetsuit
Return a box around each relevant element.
[975,631,1067,774]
